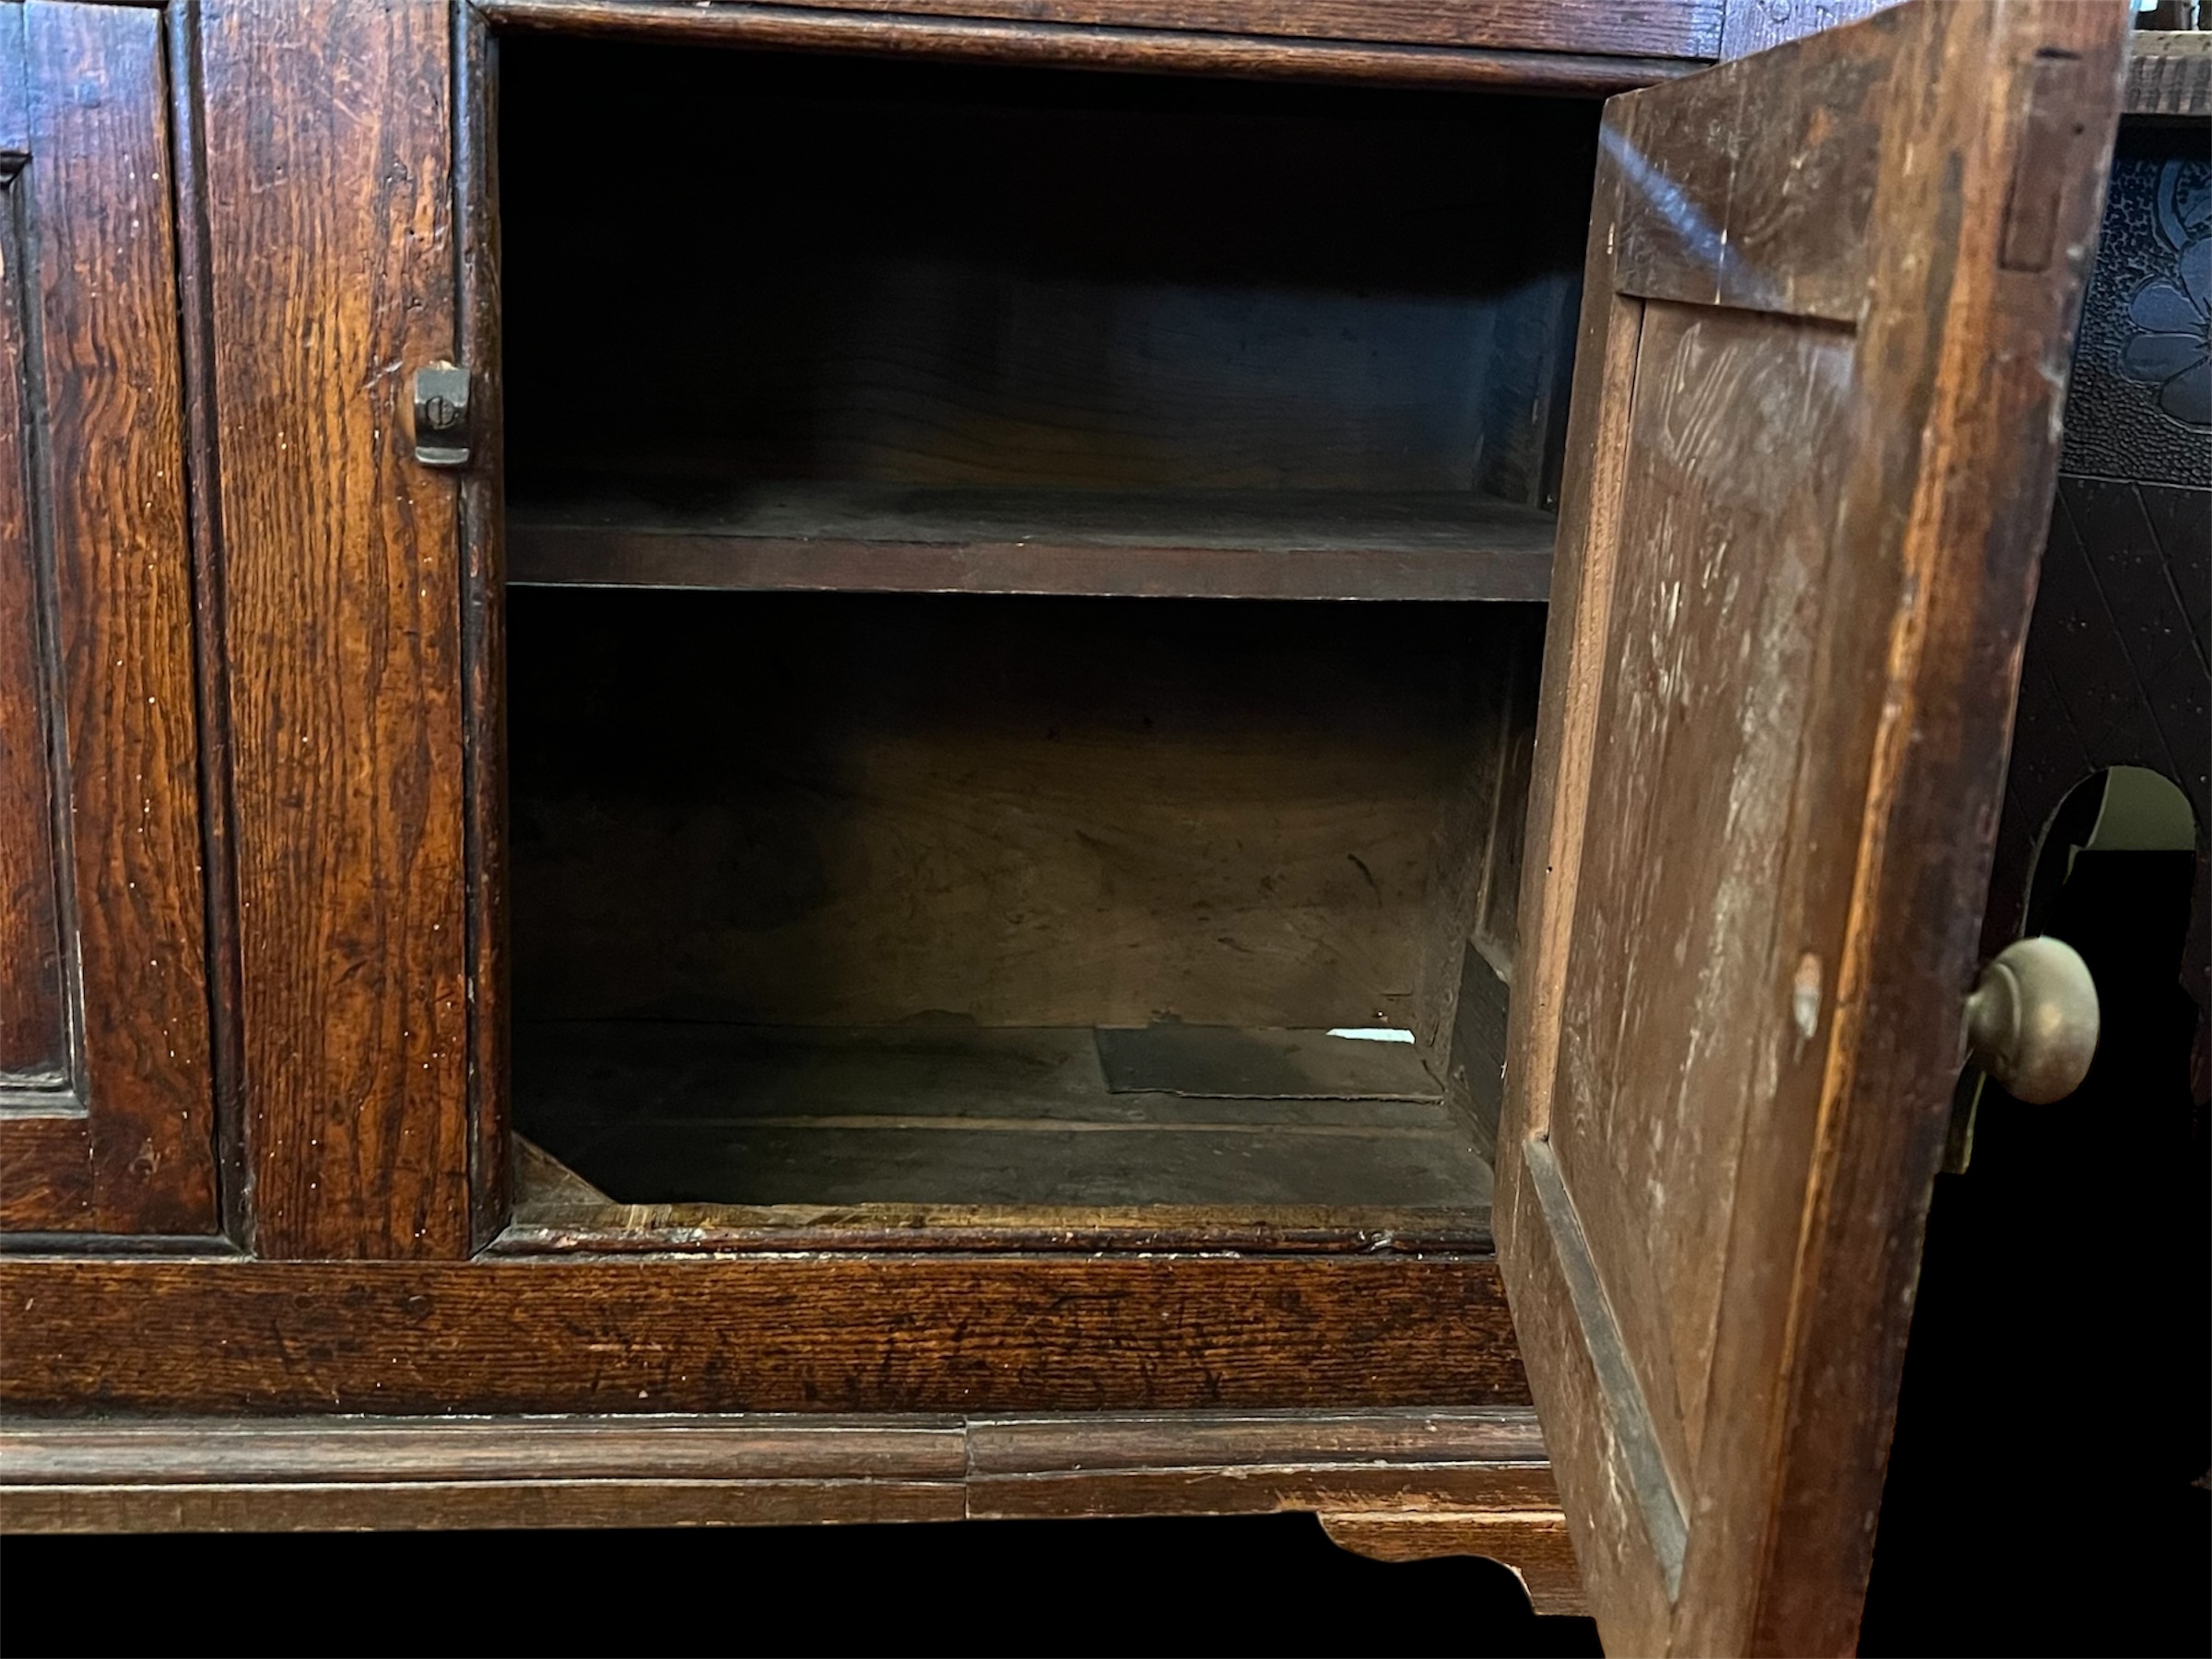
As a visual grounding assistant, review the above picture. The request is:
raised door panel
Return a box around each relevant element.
[0,1,219,1235]
[1497,3,2129,1653]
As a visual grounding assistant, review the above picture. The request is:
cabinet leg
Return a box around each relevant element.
[1318,1510,1586,1617]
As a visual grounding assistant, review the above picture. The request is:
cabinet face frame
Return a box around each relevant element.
[450,2,1696,1257]
[1496,2,2130,1653]
[0,8,2151,1642]
[0,0,229,1241]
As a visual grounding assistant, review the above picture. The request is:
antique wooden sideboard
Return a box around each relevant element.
[0,2,2178,1652]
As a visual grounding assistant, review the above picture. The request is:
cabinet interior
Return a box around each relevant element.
[497,40,1593,1228]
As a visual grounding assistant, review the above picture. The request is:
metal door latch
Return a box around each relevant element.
[412,361,471,467]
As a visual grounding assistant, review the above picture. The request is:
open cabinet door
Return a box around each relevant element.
[1497,3,2130,1653]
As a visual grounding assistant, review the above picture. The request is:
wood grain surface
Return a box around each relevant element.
[2126,29,2212,117]
[454,0,510,1253]
[480,1,1706,91]
[508,592,1524,1044]
[197,0,470,1257]
[0,1253,1528,1415]
[1322,1510,1584,1614]
[0,1116,88,1232]
[163,0,251,1248]
[1498,4,2132,1653]
[514,1022,1492,1211]
[1718,0,1897,59]
[500,1133,1498,1255]
[500,51,1594,511]
[0,148,66,1092]
[1,3,219,1237]
[508,488,1557,603]
[566,0,1720,59]
[0,1406,1565,1591]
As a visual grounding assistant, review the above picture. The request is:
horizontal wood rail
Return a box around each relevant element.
[0,1405,1583,1613]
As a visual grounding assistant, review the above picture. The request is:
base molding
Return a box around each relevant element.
[2,1405,1581,1609]
[1323,1509,1585,1615]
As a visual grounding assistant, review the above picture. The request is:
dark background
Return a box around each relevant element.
[3,1516,1597,1656]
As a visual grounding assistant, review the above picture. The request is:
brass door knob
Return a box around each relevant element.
[1964,936,2099,1104]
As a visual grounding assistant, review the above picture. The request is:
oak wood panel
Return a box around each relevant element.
[0,159,65,1092]
[1498,4,2131,1653]
[1559,301,1858,1499]
[10,2,218,1235]
[509,593,1523,1043]
[198,0,470,1257]
[0,1115,89,1230]
[1718,0,1896,59]
[500,53,1595,513]
[1611,41,1894,323]
[1689,10,2124,1650]
[479,2,1703,92]
[1321,1511,1585,1615]
[0,1254,1528,1414]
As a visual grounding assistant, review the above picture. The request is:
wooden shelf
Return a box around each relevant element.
[514,1021,1495,1210]
[506,483,1556,602]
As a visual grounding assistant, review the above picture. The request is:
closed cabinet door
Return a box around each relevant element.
[1498,1,2130,1653]
[0,2,221,1236]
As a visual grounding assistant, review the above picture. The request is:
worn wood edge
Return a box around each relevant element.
[0,1413,969,1483]
[471,1,1699,93]
[964,1405,1545,1472]
[500,1135,1497,1254]
[165,0,247,1250]
[456,0,511,1254]
[508,525,1556,603]
[1320,1510,1586,1616]
[478,0,1716,61]
[494,1206,1496,1255]
[0,1406,1565,1556]
[2126,29,2212,116]
[0,1233,237,1258]
[0,1406,1535,1483]
[0,1479,968,1533]
[1517,1142,1683,1587]
[1694,7,2134,1653]
[968,1464,1561,1521]
[1494,108,1675,1651]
